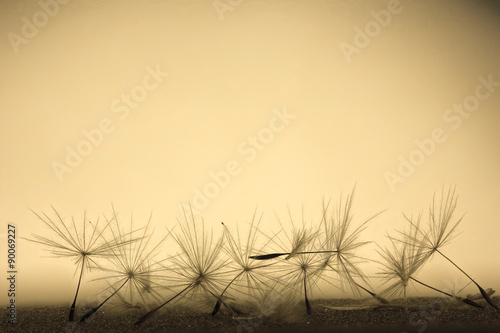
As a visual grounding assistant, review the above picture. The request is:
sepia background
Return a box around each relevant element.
[0,0,499,306]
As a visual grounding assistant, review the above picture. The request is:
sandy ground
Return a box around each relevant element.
[1,297,499,333]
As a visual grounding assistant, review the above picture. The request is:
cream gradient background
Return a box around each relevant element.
[0,0,499,306]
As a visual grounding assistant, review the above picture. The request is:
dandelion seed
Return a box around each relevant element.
[321,188,383,300]
[378,219,482,310]
[254,208,329,315]
[404,187,498,309]
[80,208,171,322]
[377,219,427,304]
[135,205,227,326]
[25,207,135,322]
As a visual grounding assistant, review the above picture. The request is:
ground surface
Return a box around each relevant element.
[1,297,499,333]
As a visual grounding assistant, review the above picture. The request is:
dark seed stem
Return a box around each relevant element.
[136,283,194,326]
[249,253,289,260]
[410,277,483,309]
[436,249,498,309]
[212,270,244,316]
[354,282,389,304]
[80,278,130,322]
[304,274,311,315]
[69,256,86,322]
[250,250,339,260]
